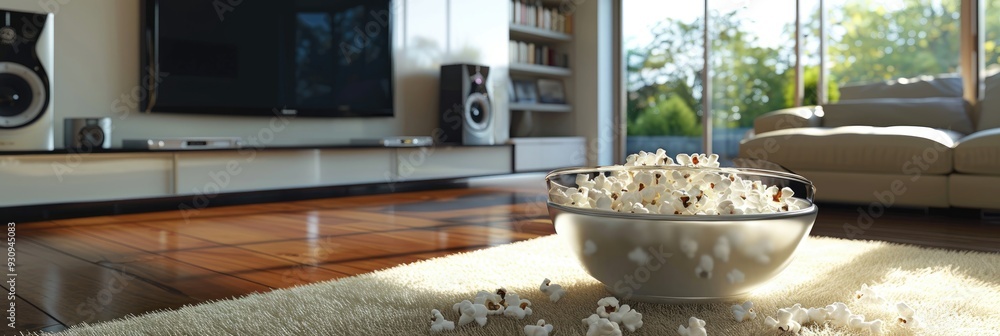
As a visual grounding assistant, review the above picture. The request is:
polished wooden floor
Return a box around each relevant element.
[6,174,999,333]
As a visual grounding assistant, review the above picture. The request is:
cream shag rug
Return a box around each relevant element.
[50,235,1000,335]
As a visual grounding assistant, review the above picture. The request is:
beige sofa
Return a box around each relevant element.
[740,76,1000,210]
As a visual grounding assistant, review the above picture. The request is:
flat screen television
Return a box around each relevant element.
[140,0,394,117]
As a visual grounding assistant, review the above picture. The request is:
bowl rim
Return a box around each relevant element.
[547,202,818,221]
[546,165,814,185]
[545,165,819,221]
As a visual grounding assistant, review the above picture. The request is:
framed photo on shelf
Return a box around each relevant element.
[513,79,538,103]
[536,78,566,104]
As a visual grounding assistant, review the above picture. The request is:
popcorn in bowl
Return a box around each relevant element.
[544,149,819,302]
[549,150,809,215]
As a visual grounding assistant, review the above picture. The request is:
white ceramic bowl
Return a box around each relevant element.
[546,166,818,303]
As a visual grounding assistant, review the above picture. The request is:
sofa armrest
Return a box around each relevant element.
[753,106,823,134]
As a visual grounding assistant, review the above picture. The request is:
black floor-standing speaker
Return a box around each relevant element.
[438,64,494,145]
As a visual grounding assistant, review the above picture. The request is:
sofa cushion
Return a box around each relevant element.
[954,128,1000,175]
[949,174,1000,209]
[753,106,822,134]
[821,97,974,135]
[739,126,961,175]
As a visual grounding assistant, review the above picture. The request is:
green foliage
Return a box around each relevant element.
[987,0,1000,68]
[825,0,962,85]
[784,67,840,107]
[627,0,986,137]
[628,94,702,136]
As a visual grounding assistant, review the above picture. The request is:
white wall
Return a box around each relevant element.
[2,0,509,148]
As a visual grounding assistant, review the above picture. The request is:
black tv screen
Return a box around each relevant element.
[141,0,394,117]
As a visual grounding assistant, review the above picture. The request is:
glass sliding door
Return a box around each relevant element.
[986,0,1000,127]
[621,0,979,162]
[708,1,797,164]
[991,0,1000,71]
[623,0,705,157]
[800,0,838,105]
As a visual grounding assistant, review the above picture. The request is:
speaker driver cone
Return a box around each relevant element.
[464,92,492,131]
[0,62,47,129]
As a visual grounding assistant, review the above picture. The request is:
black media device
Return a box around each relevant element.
[140,0,394,118]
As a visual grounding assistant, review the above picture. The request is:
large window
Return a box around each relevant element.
[827,0,961,89]
[623,1,705,156]
[709,1,796,162]
[989,0,1000,71]
[624,0,978,162]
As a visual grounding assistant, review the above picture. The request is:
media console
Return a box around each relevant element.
[0,144,513,213]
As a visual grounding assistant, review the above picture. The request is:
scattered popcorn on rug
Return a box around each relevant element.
[896,302,922,328]
[585,317,623,336]
[762,300,896,334]
[806,306,829,323]
[677,316,707,336]
[765,309,801,333]
[619,309,644,332]
[551,150,809,215]
[855,284,887,305]
[582,314,602,327]
[848,314,883,334]
[454,300,488,327]
[524,319,553,336]
[539,278,566,302]
[596,297,620,318]
[473,290,504,315]
[503,292,533,319]
[430,309,455,333]
[787,304,810,324]
[731,301,756,322]
[608,304,632,323]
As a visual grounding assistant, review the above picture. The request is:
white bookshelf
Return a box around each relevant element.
[509,63,572,77]
[507,0,583,167]
[509,23,572,42]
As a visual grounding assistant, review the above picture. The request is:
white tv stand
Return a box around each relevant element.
[0,144,515,209]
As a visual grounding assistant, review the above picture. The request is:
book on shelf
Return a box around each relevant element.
[509,41,518,63]
[518,41,528,63]
[509,39,570,68]
[527,43,535,65]
[510,0,573,34]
